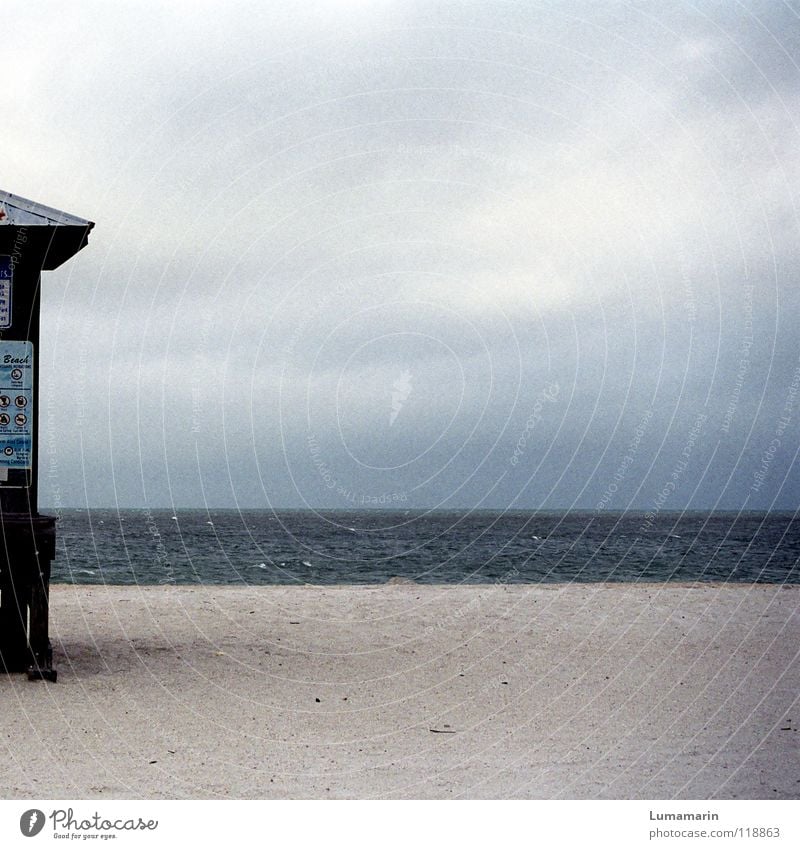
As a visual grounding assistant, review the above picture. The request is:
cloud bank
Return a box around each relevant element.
[7,0,799,510]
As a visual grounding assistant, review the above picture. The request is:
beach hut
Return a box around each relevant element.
[0,190,94,681]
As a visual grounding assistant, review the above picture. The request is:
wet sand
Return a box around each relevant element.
[0,583,797,799]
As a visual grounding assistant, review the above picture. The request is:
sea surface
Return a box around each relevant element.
[48,509,799,585]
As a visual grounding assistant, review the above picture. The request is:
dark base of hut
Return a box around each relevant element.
[0,514,57,682]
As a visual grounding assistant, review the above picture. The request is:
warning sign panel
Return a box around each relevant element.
[0,341,33,469]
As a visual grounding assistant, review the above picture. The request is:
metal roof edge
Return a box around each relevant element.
[0,190,94,228]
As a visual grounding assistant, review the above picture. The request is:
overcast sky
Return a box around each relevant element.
[7,0,800,510]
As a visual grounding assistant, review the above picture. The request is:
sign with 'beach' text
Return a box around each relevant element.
[0,341,33,469]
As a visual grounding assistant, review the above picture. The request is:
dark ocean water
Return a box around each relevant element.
[49,509,799,585]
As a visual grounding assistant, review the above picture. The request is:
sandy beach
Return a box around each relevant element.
[0,583,797,799]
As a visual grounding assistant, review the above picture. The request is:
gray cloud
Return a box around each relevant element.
[8,0,798,509]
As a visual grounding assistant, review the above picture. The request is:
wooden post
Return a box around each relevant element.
[0,577,29,672]
[0,514,56,678]
[28,518,56,681]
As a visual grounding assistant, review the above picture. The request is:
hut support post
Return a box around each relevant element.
[0,515,56,681]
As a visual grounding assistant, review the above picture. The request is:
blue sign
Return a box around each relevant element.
[0,341,32,470]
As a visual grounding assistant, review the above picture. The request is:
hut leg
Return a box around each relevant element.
[0,578,31,673]
[27,561,55,682]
